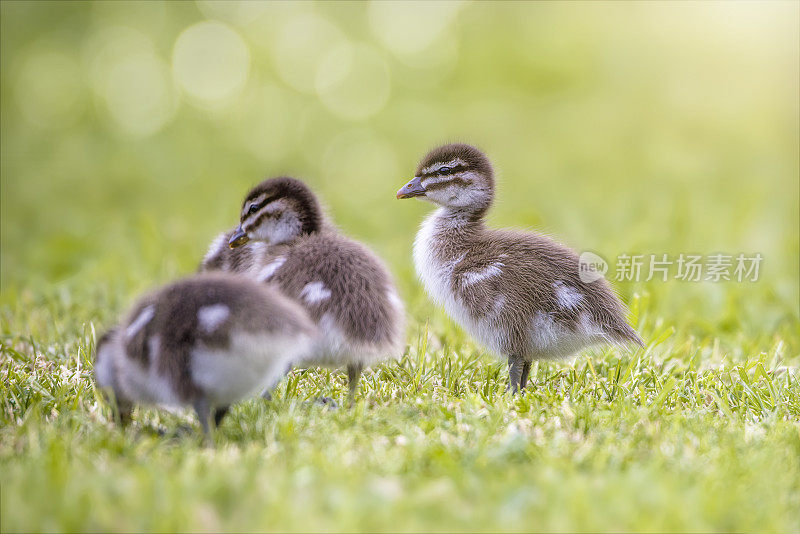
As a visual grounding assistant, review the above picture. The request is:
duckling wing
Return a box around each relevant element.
[269,234,402,349]
[459,229,642,348]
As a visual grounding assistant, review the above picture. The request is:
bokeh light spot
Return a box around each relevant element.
[368,1,463,57]
[84,27,177,137]
[272,13,346,94]
[195,0,271,25]
[84,26,155,91]
[172,21,250,105]
[316,43,390,121]
[394,30,459,84]
[104,53,177,137]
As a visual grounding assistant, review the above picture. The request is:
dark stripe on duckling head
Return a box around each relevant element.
[243,204,280,232]
[241,176,322,236]
[423,177,471,191]
[416,143,494,186]
[420,163,468,179]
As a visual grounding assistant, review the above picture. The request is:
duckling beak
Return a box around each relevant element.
[396,176,425,199]
[228,226,249,248]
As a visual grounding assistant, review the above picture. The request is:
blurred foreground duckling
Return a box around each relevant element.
[397,143,644,393]
[201,177,405,402]
[94,273,315,436]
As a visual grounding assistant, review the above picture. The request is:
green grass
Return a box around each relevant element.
[2,281,799,532]
[2,1,799,532]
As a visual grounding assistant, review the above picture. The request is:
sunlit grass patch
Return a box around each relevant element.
[1,285,798,531]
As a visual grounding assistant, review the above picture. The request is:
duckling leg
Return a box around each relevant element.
[193,397,214,445]
[261,361,293,400]
[213,406,229,427]
[116,398,133,427]
[347,363,363,404]
[520,361,531,390]
[507,355,524,394]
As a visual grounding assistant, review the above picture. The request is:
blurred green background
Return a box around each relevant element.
[1,0,798,350]
[2,3,799,532]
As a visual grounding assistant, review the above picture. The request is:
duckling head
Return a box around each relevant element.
[397,143,494,215]
[229,176,322,248]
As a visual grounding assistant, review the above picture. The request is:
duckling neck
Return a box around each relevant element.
[421,207,485,251]
[438,206,485,229]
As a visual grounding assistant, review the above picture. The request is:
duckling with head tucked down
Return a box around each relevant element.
[397,143,644,393]
[201,177,405,402]
[94,273,316,436]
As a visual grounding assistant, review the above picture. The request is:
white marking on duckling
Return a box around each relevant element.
[462,262,504,286]
[387,289,403,311]
[492,295,507,316]
[554,281,583,310]
[147,335,161,359]
[250,241,268,257]
[245,242,270,277]
[126,305,154,339]
[300,281,331,304]
[197,304,230,333]
[257,256,286,282]
[530,311,558,351]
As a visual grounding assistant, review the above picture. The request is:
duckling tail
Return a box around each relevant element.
[611,322,646,349]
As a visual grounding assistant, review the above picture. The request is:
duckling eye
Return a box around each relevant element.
[247,202,264,216]
[438,166,452,175]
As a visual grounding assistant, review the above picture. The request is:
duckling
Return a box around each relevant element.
[200,176,405,402]
[396,143,644,393]
[93,272,316,436]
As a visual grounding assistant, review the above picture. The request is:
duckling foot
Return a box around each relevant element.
[520,361,531,390]
[193,397,217,447]
[506,355,529,394]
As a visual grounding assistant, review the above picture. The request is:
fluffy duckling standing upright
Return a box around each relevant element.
[201,177,405,401]
[94,273,316,436]
[396,143,644,393]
